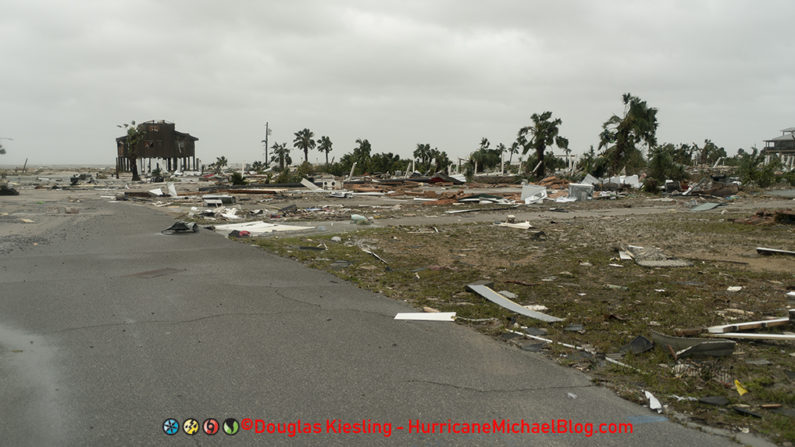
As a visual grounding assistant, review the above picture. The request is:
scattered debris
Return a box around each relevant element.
[705,333,795,341]
[645,391,663,413]
[756,247,795,256]
[706,314,792,334]
[619,335,654,355]
[300,178,321,191]
[213,221,314,236]
[726,286,743,292]
[650,331,736,358]
[466,283,563,322]
[394,312,456,321]
[622,245,692,267]
[690,202,723,212]
[699,396,730,406]
[0,185,19,195]
[351,214,370,225]
[496,221,533,229]
[732,406,762,418]
[733,209,795,225]
[564,324,584,333]
[734,379,749,396]
[162,221,199,234]
[568,183,594,201]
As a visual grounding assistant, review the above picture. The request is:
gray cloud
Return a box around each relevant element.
[1,0,793,165]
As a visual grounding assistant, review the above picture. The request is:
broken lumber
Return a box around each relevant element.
[756,247,795,256]
[394,312,456,321]
[704,333,795,341]
[466,284,563,322]
[706,317,791,334]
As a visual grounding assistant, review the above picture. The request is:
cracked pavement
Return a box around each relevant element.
[0,193,736,446]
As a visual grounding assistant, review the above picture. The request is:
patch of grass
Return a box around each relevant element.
[242,216,795,444]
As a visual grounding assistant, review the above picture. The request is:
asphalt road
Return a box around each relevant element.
[0,195,738,446]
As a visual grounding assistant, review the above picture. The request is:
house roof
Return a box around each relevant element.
[765,134,795,142]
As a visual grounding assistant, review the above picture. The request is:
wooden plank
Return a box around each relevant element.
[706,317,790,334]
[466,284,563,323]
[705,333,795,341]
[756,247,795,256]
[394,312,456,321]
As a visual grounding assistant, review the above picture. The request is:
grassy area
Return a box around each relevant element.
[243,212,794,443]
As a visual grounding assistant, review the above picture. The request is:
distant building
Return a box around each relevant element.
[763,127,795,169]
[116,120,198,173]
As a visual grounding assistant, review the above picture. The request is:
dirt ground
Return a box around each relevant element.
[3,168,794,444]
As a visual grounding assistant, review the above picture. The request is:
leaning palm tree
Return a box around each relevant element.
[270,142,291,170]
[317,136,333,167]
[293,128,316,164]
[517,111,568,178]
[599,93,658,175]
[508,141,520,165]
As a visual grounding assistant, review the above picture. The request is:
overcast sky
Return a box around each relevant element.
[1,0,793,166]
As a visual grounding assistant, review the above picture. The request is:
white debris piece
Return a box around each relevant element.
[644,391,662,413]
[521,184,547,204]
[394,312,456,321]
[496,221,533,229]
[213,221,314,236]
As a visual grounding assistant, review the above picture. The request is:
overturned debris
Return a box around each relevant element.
[622,245,692,268]
[756,247,795,256]
[466,283,563,322]
[161,221,198,234]
[651,331,735,358]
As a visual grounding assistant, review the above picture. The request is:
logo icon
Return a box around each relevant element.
[183,418,200,435]
[203,418,219,435]
[163,418,179,435]
[223,418,239,435]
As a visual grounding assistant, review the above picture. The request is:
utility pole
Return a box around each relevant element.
[261,122,271,166]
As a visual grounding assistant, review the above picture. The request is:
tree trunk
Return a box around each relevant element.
[304,148,309,164]
[535,146,545,179]
[130,157,141,181]
[325,152,329,167]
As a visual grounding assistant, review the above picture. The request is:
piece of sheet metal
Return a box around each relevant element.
[466,284,563,322]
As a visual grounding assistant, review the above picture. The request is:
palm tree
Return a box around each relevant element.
[508,141,520,166]
[353,139,372,174]
[270,142,291,170]
[599,93,658,175]
[293,128,316,164]
[432,149,452,173]
[517,111,568,178]
[211,156,228,174]
[413,143,432,173]
[317,136,333,167]
[117,121,141,181]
